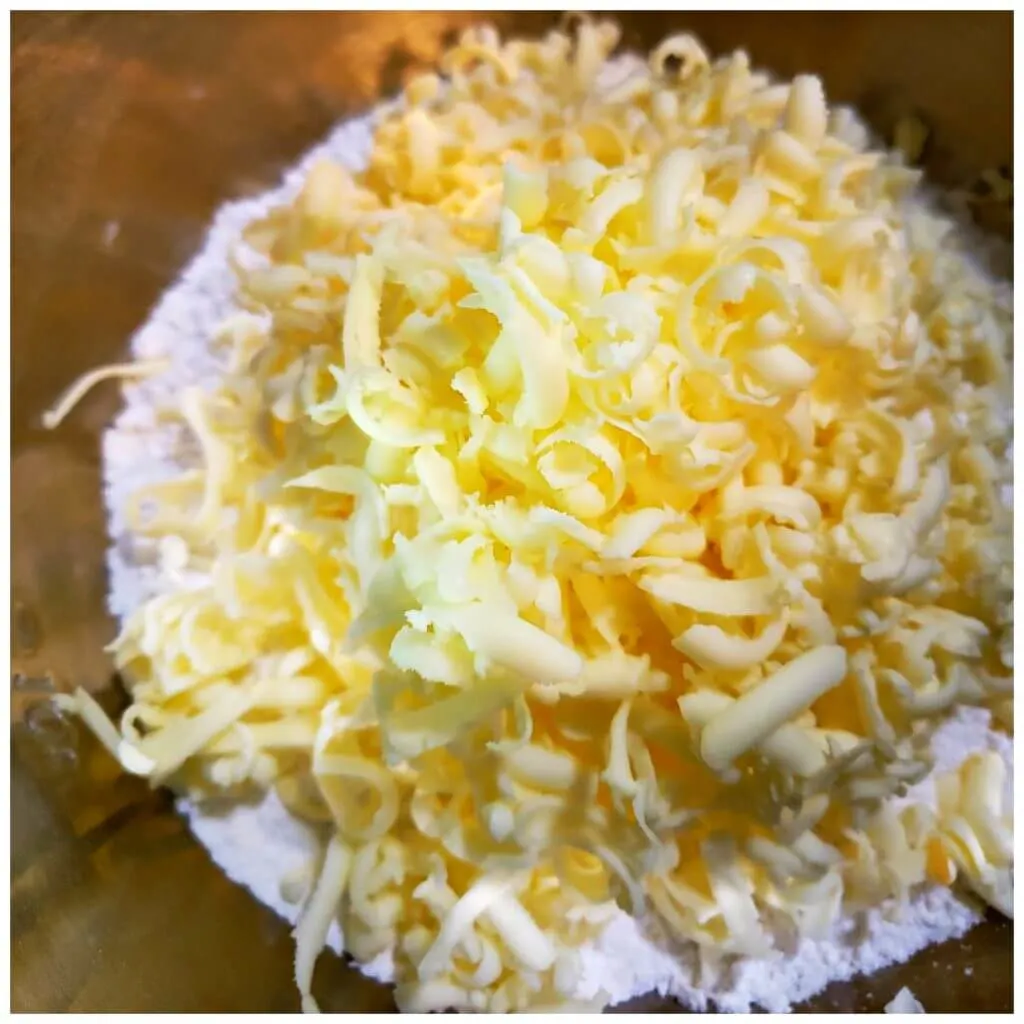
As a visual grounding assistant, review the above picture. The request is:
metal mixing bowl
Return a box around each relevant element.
[11,12,1012,1012]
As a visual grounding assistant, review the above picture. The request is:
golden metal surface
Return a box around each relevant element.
[11,12,1013,1012]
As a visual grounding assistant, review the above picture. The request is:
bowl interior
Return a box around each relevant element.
[11,11,1013,1012]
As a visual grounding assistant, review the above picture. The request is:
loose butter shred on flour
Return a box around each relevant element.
[54,17,1012,1013]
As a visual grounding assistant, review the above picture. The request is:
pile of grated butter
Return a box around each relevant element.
[55,19,1012,1013]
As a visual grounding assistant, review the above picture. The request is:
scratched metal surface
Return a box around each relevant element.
[11,12,1012,1013]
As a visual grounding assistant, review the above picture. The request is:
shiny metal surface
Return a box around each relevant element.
[11,12,1012,1012]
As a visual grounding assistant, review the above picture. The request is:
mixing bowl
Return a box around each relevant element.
[11,11,1012,1012]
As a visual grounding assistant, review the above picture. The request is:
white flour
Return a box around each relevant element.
[99,104,1011,1012]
